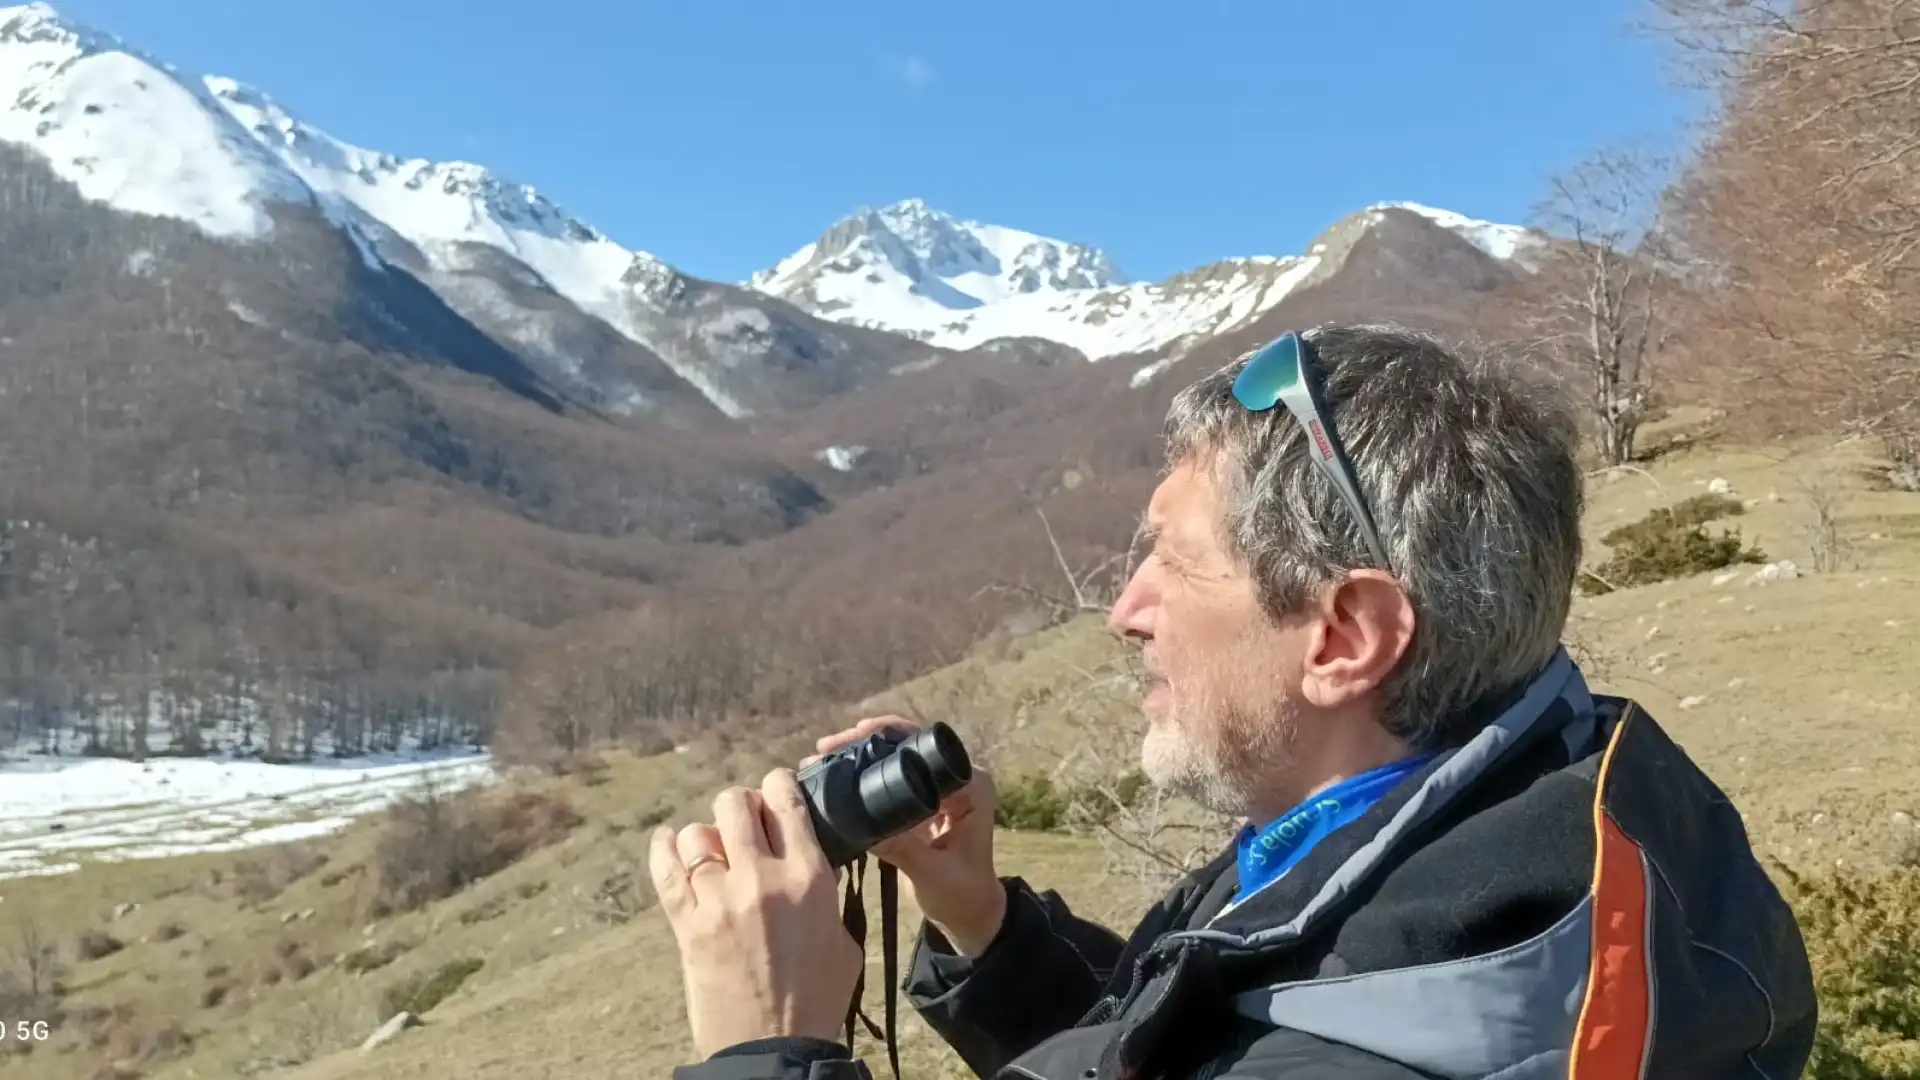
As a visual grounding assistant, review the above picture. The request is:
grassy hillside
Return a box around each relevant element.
[2,431,1917,1080]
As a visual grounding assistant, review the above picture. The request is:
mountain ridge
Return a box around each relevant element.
[744,198,1546,360]
[1,1,1547,391]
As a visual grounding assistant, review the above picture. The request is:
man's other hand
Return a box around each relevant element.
[807,716,1009,955]
[649,769,863,1059]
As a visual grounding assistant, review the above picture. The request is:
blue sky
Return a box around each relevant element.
[55,0,1702,284]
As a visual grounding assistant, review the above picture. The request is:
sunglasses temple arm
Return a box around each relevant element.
[1279,390,1395,571]
[1321,465,1393,570]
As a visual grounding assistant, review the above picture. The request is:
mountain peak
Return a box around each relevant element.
[1362,201,1544,262]
[747,198,1130,336]
[1,2,80,39]
[0,3,141,72]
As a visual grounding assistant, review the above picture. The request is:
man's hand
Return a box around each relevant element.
[649,769,863,1059]
[808,717,1009,955]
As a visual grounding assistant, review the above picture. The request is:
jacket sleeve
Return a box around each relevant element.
[902,877,1130,1079]
[669,1037,872,1080]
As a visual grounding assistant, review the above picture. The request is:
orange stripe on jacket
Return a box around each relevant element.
[1570,712,1653,1079]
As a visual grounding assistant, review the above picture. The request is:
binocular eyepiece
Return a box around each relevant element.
[796,723,973,868]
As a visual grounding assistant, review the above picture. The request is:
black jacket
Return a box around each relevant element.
[673,650,1819,1080]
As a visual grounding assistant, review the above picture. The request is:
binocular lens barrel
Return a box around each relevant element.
[857,751,939,838]
[797,721,977,868]
[902,723,972,795]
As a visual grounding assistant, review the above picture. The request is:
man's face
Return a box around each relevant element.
[1107,455,1307,816]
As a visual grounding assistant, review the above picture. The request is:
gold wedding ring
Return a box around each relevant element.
[684,852,728,876]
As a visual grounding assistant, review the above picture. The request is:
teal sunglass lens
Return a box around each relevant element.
[1232,335,1304,411]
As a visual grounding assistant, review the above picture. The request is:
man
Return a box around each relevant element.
[649,324,1819,1080]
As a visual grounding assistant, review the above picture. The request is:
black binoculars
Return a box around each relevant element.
[796,723,973,868]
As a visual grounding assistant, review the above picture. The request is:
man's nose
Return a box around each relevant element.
[1107,566,1155,641]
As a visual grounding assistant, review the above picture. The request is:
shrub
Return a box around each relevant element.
[272,940,317,983]
[457,894,511,926]
[383,957,484,1018]
[371,782,582,915]
[74,929,125,961]
[1579,494,1766,595]
[318,865,363,888]
[341,939,411,974]
[0,917,66,1041]
[995,770,1152,833]
[1078,770,1153,828]
[1779,863,1920,1077]
[996,774,1071,832]
[230,843,330,906]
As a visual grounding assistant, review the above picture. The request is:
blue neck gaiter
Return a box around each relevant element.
[1232,753,1434,902]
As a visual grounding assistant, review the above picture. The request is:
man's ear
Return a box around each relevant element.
[1299,570,1415,710]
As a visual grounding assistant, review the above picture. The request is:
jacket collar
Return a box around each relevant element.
[1176,647,1594,951]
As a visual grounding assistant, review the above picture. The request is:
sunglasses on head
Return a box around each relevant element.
[1230,331,1392,571]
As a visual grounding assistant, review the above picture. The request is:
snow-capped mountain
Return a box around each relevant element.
[1362,201,1543,264]
[2,1,1547,415]
[0,2,955,419]
[0,3,309,237]
[748,199,1128,315]
[748,199,1543,360]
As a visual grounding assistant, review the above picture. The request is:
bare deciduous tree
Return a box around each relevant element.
[1518,147,1676,466]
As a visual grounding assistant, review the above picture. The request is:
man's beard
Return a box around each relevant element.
[1140,643,1297,818]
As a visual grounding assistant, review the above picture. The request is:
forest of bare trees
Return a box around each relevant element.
[1652,0,1920,484]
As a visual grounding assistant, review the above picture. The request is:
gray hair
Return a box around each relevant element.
[1162,323,1584,749]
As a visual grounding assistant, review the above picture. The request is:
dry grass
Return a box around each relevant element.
[0,431,1914,1079]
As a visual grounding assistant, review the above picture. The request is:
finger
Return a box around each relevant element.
[934,765,994,823]
[713,786,771,861]
[759,768,830,874]
[814,715,918,756]
[675,822,728,891]
[648,826,695,914]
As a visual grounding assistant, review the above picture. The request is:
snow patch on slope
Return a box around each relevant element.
[0,752,495,881]
[1369,201,1544,262]
[0,3,312,237]
[816,445,868,471]
[198,76,761,412]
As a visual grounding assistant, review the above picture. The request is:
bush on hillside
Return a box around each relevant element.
[1780,863,1920,1077]
[371,783,581,915]
[383,957,484,1018]
[996,774,1072,832]
[229,843,330,907]
[340,939,412,974]
[0,930,65,1056]
[1579,493,1767,595]
[73,929,125,961]
[996,770,1152,833]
